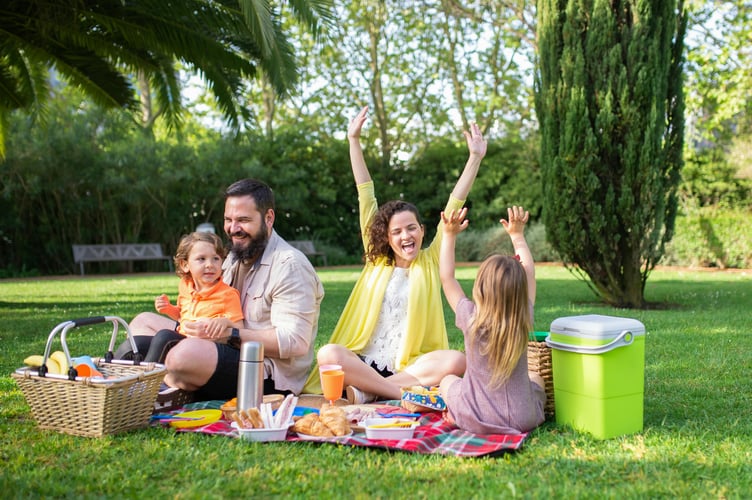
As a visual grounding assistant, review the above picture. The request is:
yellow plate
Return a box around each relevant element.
[169,409,222,428]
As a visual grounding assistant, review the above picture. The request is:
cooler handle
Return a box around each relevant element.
[545,329,635,354]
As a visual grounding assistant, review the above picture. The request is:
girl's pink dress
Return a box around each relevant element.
[444,298,545,434]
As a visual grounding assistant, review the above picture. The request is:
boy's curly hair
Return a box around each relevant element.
[173,232,227,279]
[365,200,422,266]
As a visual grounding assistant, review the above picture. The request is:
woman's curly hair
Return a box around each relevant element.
[365,200,422,265]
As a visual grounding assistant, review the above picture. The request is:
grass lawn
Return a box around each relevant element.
[1,265,750,498]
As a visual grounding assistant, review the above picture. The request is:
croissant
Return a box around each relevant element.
[292,413,318,435]
[319,402,344,418]
[320,405,349,436]
[310,419,335,437]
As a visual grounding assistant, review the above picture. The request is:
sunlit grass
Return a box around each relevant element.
[1,266,750,497]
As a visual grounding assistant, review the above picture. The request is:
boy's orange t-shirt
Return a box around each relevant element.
[175,276,244,331]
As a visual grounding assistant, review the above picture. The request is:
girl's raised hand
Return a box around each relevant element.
[348,106,369,140]
[463,122,487,158]
[500,206,529,237]
[441,207,469,235]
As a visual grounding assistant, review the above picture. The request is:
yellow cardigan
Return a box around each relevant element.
[303,181,465,393]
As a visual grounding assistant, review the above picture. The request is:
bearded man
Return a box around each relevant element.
[118,179,324,404]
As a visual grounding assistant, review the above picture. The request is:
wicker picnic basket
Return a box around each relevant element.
[528,332,555,419]
[12,316,166,437]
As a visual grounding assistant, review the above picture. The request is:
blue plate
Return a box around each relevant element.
[292,406,319,417]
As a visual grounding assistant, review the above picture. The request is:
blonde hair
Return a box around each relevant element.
[468,254,531,388]
[173,232,227,279]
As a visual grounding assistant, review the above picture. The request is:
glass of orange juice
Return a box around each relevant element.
[320,367,345,404]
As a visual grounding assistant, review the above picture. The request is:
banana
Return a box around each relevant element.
[23,353,63,374]
[23,355,44,367]
[50,351,70,374]
[45,357,62,374]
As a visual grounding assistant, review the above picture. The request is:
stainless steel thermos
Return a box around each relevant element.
[237,341,264,410]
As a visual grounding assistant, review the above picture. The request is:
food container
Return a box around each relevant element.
[221,394,285,421]
[232,421,291,442]
[528,331,555,419]
[400,386,445,412]
[364,418,419,440]
[12,316,165,437]
[546,314,646,439]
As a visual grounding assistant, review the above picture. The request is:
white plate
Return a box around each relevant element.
[295,430,353,441]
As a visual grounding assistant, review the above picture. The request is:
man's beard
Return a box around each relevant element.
[229,225,269,263]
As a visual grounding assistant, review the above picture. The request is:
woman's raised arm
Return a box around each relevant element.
[348,106,372,186]
[450,122,487,201]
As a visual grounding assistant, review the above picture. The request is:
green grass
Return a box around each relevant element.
[1,266,751,498]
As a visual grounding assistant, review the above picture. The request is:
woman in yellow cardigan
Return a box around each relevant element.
[304,105,486,403]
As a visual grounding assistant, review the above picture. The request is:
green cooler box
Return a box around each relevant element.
[546,314,645,439]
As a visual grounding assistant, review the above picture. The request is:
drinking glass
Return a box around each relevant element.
[320,368,345,404]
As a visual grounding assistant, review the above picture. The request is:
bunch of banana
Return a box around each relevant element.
[23,351,70,375]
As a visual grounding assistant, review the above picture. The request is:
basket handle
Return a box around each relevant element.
[70,316,109,327]
[545,329,635,354]
[40,316,141,379]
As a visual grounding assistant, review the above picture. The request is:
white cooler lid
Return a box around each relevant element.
[550,314,645,340]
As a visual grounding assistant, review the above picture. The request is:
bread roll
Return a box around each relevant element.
[237,408,264,429]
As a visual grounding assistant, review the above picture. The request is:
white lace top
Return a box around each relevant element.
[361,267,409,373]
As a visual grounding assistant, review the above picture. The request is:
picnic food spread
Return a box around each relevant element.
[292,403,350,437]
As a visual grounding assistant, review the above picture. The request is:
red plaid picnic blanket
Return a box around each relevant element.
[162,401,527,458]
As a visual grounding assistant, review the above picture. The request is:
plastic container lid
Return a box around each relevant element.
[530,331,549,342]
[550,314,645,340]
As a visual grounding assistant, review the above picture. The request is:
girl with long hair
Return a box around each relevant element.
[439,206,546,434]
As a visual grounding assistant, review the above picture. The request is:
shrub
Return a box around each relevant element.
[453,211,752,270]
[454,221,558,263]
[663,208,752,268]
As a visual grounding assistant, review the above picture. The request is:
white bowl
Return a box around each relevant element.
[231,421,291,442]
[363,418,419,440]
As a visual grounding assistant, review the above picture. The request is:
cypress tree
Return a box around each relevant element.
[535,0,687,308]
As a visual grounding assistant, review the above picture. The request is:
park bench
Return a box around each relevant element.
[72,243,174,275]
[288,240,328,266]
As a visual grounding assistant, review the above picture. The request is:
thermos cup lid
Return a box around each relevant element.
[239,341,264,361]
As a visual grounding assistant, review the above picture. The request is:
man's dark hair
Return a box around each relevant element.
[225,179,275,213]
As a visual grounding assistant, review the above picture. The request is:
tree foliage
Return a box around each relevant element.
[684,0,752,144]
[681,1,752,206]
[535,0,688,308]
[6,0,747,278]
[0,87,355,275]
[0,0,334,156]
